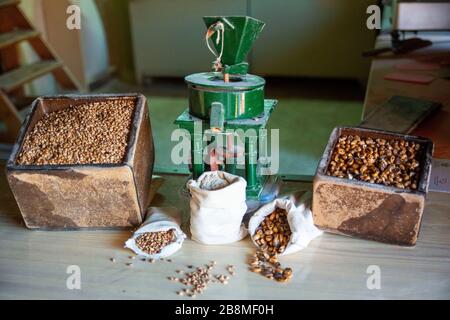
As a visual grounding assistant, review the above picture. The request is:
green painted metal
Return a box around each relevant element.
[187,87,264,120]
[223,62,249,75]
[175,16,279,199]
[185,72,265,89]
[209,102,225,131]
[175,99,277,130]
[191,130,204,180]
[203,16,265,72]
[245,134,258,189]
[186,81,265,120]
[175,100,277,198]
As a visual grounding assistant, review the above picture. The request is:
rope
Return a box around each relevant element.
[205,21,225,72]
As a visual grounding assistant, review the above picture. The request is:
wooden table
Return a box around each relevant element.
[0,168,449,299]
[363,33,450,159]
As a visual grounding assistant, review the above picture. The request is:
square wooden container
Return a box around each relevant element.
[6,94,154,229]
[312,126,433,246]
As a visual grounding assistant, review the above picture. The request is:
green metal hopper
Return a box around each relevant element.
[203,16,265,75]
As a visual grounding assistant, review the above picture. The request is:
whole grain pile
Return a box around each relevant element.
[16,100,135,165]
[168,261,233,298]
[327,134,422,190]
[135,229,176,255]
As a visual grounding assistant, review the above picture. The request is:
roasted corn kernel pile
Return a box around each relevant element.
[251,208,293,283]
[253,208,291,255]
[327,134,422,190]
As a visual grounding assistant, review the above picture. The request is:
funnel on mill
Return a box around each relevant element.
[203,16,265,75]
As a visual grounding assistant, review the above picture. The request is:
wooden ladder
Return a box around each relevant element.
[0,0,81,142]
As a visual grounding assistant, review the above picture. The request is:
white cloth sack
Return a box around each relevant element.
[187,171,248,245]
[124,207,186,259]
[248,197,322,255]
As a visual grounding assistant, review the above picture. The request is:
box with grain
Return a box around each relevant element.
[312,126,433,246]
[6,94,154,229]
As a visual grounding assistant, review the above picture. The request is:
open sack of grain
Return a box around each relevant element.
[187,171,247,245]
[248,193,323,256]
[125,207,186,259]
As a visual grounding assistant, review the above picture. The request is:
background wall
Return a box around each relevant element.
[14,0,378,94]
[129,0,377,83]
[76,0,109,85]
[95,0,136,83]
[251,0,376,80]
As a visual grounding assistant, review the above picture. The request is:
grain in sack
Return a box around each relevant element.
[248,195,322,255]
[125,207,186,259]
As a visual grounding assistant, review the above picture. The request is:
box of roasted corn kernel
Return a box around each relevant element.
[6,94,154,229]
[312,126,433,246]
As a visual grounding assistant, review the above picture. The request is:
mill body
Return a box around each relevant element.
[175,16,278,199]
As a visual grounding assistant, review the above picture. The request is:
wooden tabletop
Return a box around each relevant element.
[363,33,450,159]
[0,168,449,299]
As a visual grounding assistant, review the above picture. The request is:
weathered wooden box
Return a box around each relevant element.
[6,94,154,229]
[312,127,433,246]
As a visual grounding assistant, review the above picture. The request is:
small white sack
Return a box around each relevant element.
[187,171,248,245]
[124,207,186,259]
[248,197,322,255]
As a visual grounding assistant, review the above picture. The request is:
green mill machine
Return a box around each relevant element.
[175,16,279,201]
